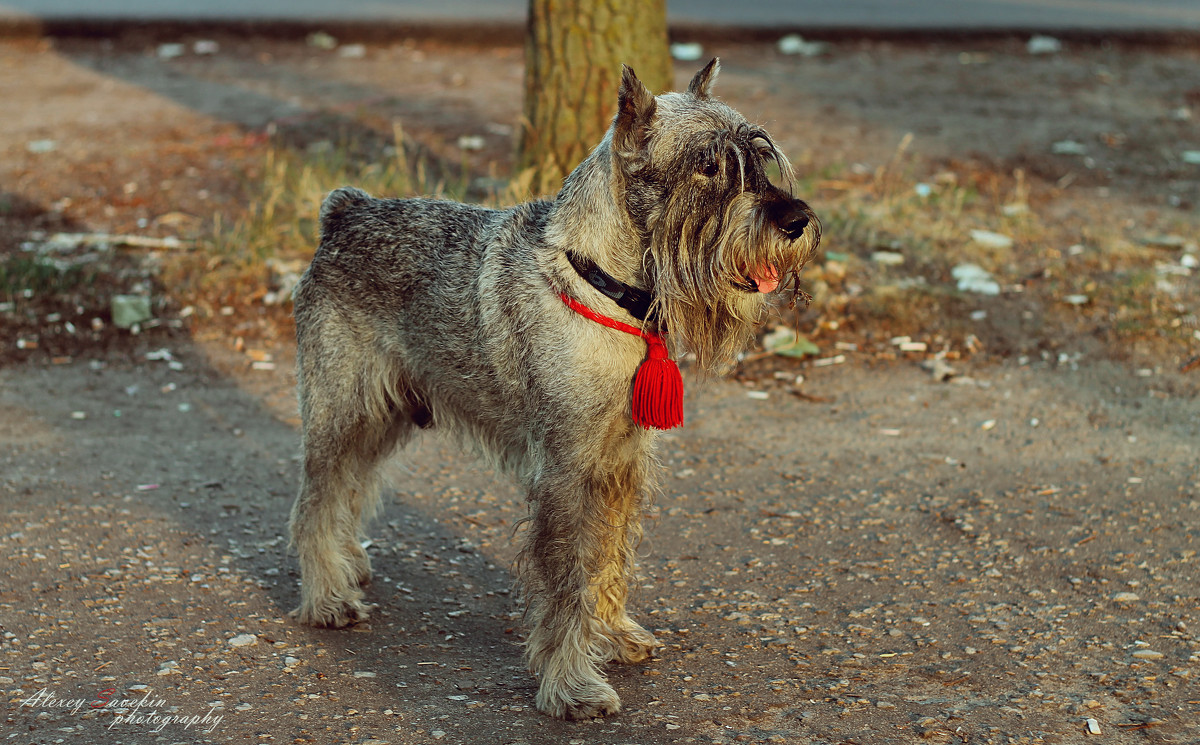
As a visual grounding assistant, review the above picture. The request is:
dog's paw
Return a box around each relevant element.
[291,591,373,629]
[536,677,621,720]
[609,621,658,664]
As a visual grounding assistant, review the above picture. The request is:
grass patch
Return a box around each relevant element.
[0,255,96,300]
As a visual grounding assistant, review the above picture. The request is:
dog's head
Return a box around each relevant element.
[612,59,821,373]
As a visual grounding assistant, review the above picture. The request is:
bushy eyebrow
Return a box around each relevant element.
[693,125,793,191]
[745,129,794,190]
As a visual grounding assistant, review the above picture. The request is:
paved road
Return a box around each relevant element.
[1,0,1198,30]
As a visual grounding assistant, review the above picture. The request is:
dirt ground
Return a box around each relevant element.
[2,30,1199,745]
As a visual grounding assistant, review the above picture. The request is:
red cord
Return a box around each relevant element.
[559,292,658,342]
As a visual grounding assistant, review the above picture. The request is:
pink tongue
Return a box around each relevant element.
[750,265,779,293]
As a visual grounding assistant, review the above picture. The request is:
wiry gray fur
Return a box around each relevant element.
[287,59,820,720]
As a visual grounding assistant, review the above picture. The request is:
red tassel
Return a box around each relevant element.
[631,334,684,430]
[559,292,684,431]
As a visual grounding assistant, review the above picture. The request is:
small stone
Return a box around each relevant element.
[1112,592,1139,603]
[871,250,905,266]
[952,263,1001,295]
[812,354,846,367]
[456,135,485,151]
[923,358,958,381]
[778,34,829,57]
[670,43,704,61]
[1085,718,1101,735]
[1027,35,1062,54]
[307,31,337,49]
[229,634,257,647]
[1131,649,1163,660]
[1052,140,1088,155]
[968,230,1014,250]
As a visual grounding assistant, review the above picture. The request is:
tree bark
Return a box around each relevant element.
[519,0,671,197]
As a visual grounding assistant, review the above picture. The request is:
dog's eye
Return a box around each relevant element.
[698,160,720,178]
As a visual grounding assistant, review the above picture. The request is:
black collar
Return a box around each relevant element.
[565,252,655,322]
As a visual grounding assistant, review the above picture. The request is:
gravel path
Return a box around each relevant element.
[3,341,1197,744]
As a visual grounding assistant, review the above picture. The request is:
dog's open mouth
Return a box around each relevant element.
[736,264,780,294]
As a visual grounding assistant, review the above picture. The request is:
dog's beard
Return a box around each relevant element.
[647,192,819,375]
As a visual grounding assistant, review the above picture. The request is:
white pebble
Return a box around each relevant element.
[670,42,704,61]
[968,230,1014,249]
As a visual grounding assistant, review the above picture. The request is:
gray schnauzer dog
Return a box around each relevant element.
[288,59,820,719]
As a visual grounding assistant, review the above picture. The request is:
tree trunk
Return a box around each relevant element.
[519,0,671,197]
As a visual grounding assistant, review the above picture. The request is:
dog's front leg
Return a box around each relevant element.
[520,469,625,720]
[590,468,659,666]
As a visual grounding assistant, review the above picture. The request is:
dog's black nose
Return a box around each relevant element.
[780,210,809,240]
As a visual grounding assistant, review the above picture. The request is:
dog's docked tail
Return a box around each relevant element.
[318,187,372,238]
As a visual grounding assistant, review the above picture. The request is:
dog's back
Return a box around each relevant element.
[305,187,503,320]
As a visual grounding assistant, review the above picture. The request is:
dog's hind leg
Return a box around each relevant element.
[289,303,415,628]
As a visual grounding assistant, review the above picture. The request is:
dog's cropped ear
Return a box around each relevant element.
[613,64,657,165]
[687,58,720,99]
